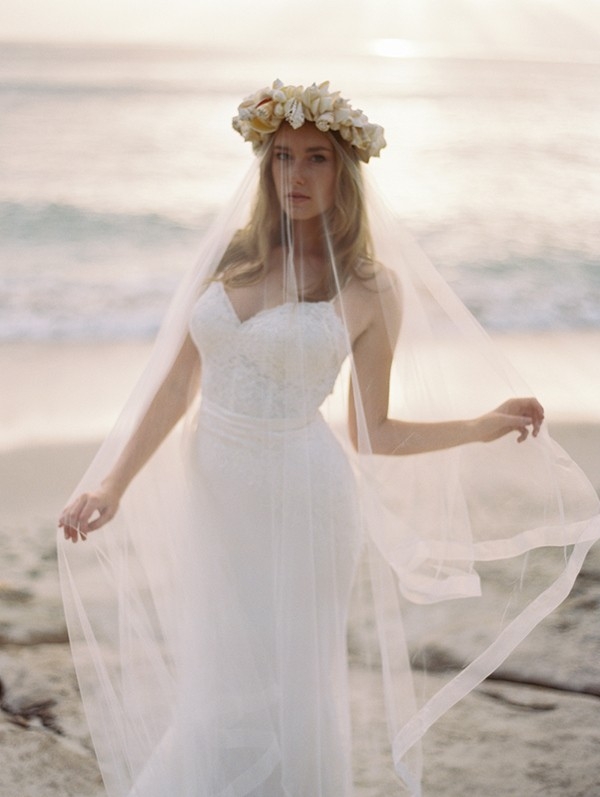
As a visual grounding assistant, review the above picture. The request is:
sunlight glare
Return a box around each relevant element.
[368,38,424,58]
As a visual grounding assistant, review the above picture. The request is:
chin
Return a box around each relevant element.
[283,206,322,222]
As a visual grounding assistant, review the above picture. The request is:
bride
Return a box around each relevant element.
[58,81,600,797]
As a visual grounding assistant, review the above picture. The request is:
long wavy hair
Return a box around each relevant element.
[214,125,376,300]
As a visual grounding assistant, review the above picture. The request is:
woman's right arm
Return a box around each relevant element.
[59,334,201,542]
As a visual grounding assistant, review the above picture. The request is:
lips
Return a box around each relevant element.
[287,192,310,201]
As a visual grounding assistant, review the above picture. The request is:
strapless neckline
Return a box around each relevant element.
[214,279,344,334]
[189,277,348,421]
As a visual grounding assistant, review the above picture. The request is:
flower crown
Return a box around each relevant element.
[232,80,386,163]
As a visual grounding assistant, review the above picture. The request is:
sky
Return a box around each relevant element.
[1,0,600,60]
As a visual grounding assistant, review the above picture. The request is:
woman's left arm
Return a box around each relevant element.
[348,285,544,455]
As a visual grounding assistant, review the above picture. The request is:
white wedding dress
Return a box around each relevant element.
[58,169,600,797]
[168,280,363,795]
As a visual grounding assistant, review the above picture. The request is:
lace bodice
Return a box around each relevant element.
[189,281,347,420]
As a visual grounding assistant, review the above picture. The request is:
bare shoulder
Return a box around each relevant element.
[348,265,401,319]
[348,264,399,302]
[342,265,402,344]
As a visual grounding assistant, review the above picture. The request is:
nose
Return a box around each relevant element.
[289,159,305,185]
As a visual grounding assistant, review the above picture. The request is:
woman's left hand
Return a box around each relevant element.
[476,397,545,444]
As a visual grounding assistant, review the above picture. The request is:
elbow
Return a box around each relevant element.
[347,419,386,455]
[353,420,415,457]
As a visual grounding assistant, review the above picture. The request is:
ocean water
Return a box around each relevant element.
[1,42,599,341]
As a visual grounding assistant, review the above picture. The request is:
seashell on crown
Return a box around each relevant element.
[232,80,386,163]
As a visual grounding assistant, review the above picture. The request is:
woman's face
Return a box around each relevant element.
[271,123,337,222]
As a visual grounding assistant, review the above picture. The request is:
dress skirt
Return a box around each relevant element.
[169,399,364,796]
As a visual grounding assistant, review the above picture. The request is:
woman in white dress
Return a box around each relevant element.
[58,81,600,797]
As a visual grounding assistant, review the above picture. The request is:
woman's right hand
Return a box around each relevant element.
[59,487,120,543]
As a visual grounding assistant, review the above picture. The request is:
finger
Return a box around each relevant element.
[516,413,536,442]
[69,494,94,531]
[59,493,87,529]
[77,505,116,539]
[77,497,104,534]
[62,523,79,543]
[500,414,532,443]
[87,506,114,532]
[60,517,79,542]
[502,413,532,428]
[533,404,545,436]
[62,494,97,540]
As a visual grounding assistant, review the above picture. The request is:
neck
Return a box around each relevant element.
[285,217,329,259]
[269,220,332,300]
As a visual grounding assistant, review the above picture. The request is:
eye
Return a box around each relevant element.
[310,154,327,163]
[274,151,291,161]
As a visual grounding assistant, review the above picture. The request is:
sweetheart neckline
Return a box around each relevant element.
[213,280,345,333]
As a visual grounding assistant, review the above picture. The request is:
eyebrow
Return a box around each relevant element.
[274,144,332,153]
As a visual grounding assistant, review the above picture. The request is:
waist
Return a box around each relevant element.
[197,399,321,435]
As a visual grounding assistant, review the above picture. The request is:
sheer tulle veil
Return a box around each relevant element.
[58,82,600,797]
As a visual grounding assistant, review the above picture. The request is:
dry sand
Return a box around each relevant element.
[1,337,599,796]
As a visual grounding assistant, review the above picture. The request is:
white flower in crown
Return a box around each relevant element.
[232,80,386,163]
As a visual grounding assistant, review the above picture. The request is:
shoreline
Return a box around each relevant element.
[0,330,600,451]
[2,333,600,491]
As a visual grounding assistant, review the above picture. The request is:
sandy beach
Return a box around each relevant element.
[1,335,599,796]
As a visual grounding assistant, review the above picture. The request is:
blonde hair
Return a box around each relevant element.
[215,127,376,300]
